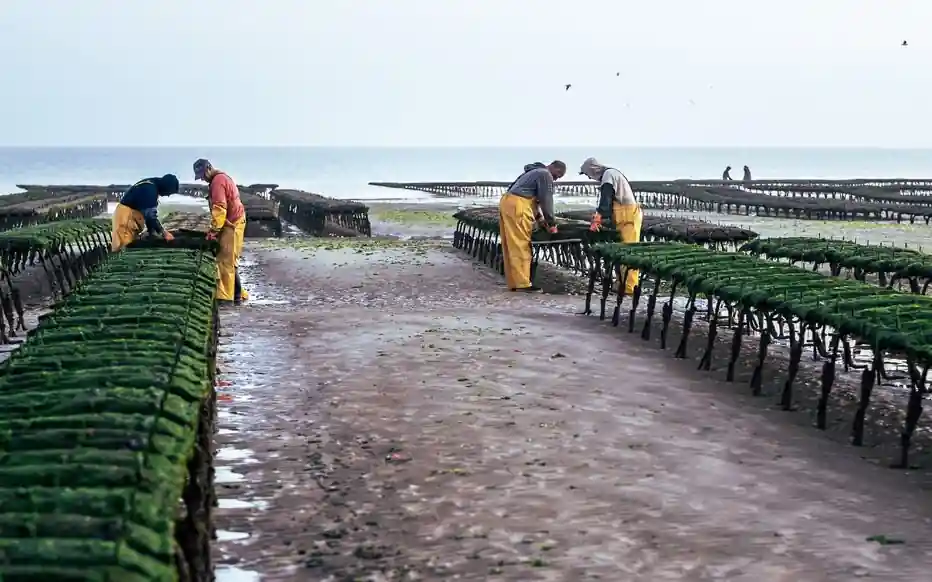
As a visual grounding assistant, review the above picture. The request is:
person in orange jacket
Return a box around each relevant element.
[193,158,249,304]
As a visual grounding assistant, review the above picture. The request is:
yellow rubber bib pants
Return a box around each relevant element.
[498,193,536,290]
[611,202,643,294]
[216,217,247,301]
[111,203,146,252]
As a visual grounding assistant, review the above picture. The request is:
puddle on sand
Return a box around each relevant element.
[219,393,255,403]
[249,298,289,305]
[215,566,261,582]
[219,349,257,359]
[217,529,251,542]
[217,406,265,431]
[215,467,245,484]
[217,447,257,462]
[218,498,269,510]
[223,380,258,392]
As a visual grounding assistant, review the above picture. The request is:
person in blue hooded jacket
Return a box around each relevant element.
[111,174,180,251]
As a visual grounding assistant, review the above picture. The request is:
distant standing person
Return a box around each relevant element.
[111,174,179,251]
[743,165,752,181]
[722,166,733,180]
[499,160,565,293]
[581,158,643,295]
[193,159,249,305]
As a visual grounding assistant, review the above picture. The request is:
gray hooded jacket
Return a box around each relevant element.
[579,157,636,216]
[507,163,555,226]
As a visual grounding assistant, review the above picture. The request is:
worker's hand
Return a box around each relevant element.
[163,231,175,242]
[548,225,558,234]
[589,212,603,232]
[206,231,218,241]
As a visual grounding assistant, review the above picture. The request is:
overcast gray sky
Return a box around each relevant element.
[0,1,928,147]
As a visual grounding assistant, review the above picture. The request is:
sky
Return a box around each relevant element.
[0,1,929,147]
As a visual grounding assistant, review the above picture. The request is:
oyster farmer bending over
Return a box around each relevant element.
[581,157,643,295]
[498,160,565,293]
[111,174,179,251]
[193,158,249,305]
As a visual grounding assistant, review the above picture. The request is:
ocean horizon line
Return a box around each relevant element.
[0,145,931,151]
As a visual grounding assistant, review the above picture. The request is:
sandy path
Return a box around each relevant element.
[211,240,932,582]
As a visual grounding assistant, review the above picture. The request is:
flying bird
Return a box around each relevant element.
[616,72,620,77]
[565,83,572,91]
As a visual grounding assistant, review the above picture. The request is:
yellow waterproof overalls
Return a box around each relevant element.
[210,201,248,302]
[611,201,643,295]
[498,193,538,290]
[110,179,151,251]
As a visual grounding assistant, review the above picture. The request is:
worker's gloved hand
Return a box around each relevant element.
[548,225,558,234]
[163,231,175,242]
[589,212,603,232]
[206,231,219,241]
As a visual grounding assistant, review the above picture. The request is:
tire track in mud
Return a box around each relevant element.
[211,241,932,582]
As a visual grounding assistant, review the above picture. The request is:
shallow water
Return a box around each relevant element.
[215,467,246,484]
[218,498,270,510]
[216,530,251,542]
[247,298,289,305]
[215,566,261,582]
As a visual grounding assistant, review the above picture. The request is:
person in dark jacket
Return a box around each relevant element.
[722,166,733,180]
[111,174,180,251]
[742,165,752,181]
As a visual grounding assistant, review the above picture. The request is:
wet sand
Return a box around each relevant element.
[212,220,932,580]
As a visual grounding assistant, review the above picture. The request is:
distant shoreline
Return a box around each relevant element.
[1,145,931,151]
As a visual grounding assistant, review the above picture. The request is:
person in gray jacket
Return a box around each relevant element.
[498,160,566,292]
[580,157,642,294]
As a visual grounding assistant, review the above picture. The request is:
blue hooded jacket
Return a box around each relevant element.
[119,174,180,235]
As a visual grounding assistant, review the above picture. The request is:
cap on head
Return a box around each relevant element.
[159,173,180,195]
[193,158,211,180]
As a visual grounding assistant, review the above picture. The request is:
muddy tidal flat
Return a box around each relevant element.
[204,199,932,582]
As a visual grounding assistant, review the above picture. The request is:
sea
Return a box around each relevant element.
[1,146,932,204]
